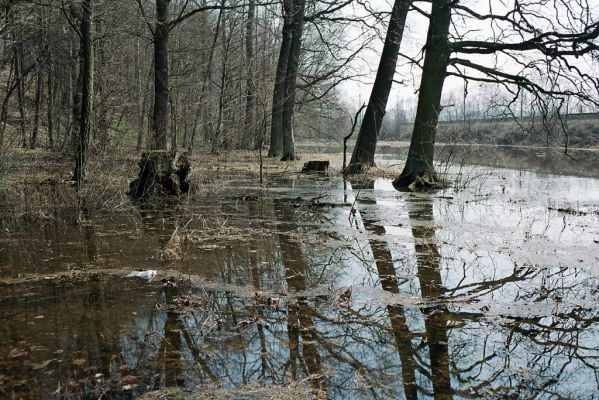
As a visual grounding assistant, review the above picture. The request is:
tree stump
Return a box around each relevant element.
[129,150,190,198]
[302,160,329,174]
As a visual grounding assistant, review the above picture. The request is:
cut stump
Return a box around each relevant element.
[302,160,329,174]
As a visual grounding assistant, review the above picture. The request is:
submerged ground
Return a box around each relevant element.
[1,145,598,399]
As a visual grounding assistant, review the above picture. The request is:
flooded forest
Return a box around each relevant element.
[1,0,599,399]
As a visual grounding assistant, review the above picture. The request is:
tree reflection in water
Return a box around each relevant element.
[277,199,328,395]
[355,180,418,400]
[2,179,599,399]
[407,197,452,400]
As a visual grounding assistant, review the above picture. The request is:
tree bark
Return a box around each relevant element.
[243,0,257,149]
[47,54,54,147]
[268,0,293,158]
[150,0,171,151]
[14,45,27,148]
[346,0,412,174]
[72,0,93,183]
[71,36,83,151]
[30,68,43,149]
[393,0,452,190]
[280,0,306,161]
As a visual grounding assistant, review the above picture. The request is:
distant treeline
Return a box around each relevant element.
[381,113,599,148]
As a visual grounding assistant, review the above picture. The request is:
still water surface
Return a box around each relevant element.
[1,155,599,399]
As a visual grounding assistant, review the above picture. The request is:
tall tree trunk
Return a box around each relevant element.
[47,54,54,146]
[243,0,257,149]
[71,36,84,152]
[214,52,227,152]
[268,0,292,158]
[393,0,451,190]
[72,0,94,183]
[150,0,170,151]
[346,0,412,174]
[30,68,43,149]
[280,0,306,161]
[14,45,27,148]
[189,2,224,153]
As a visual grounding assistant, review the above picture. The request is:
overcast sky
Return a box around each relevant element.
[338,0,599,113]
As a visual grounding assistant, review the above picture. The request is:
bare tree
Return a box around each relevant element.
[394,0,599,190]
[346,0,412,174]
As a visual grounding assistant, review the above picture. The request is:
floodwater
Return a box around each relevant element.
[1,149,599,399]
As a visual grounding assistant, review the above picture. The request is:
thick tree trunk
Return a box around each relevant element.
[393,0,451,191]
[268,0,293,158]
[281,0,306,161]
[150,0,170,151]
[243,0,257,149]
[72,0,93,183]
[346,0,412,174]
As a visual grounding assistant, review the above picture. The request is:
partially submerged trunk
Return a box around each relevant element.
[129,150,190,198]
[393,0,451,191]
[268,0,292,158]
[346,0,412,174]
[280,0,306,161]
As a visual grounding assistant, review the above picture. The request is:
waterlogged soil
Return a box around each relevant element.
[1,150,599,399]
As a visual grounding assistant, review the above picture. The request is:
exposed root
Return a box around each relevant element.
[129,150,190,198]
[392,170,446,192]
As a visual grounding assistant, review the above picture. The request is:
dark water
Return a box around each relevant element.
[1,159,599,399]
